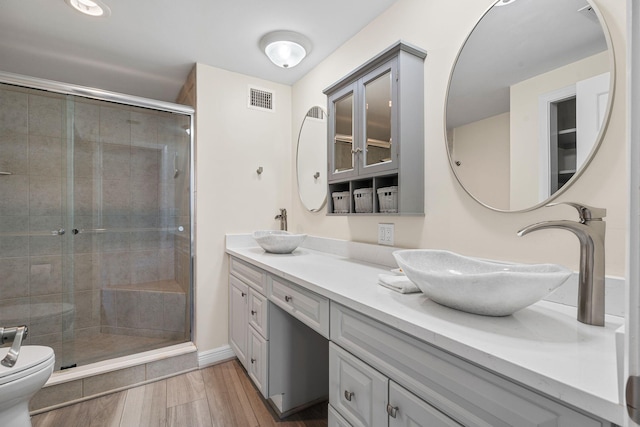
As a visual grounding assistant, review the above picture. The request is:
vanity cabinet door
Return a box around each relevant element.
[248,326,268,398]
[248,288,268,339]
[329,404,354,427]
[388,381,461,427]
[329,342,387,427]
[229,275,248,367]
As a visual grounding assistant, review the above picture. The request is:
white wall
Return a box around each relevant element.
[194,64,292,351]
[451,112,510,210]
[291,0,627,277]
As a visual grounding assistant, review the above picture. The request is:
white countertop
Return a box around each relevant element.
[226,236,625,424]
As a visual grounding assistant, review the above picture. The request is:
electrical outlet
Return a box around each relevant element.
[378,223,394,246]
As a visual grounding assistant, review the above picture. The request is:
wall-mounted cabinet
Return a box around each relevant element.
[324,41,426,215]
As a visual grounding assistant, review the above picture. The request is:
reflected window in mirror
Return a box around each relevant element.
[445,0,614,212]
[364,70,392,167]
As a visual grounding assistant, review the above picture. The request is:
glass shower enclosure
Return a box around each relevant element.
[0,77,193,371]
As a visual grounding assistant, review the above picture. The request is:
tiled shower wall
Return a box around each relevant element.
[0,83,190,363]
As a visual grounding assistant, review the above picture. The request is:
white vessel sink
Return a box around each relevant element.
[393,249,572,316]
[253,230,306,254]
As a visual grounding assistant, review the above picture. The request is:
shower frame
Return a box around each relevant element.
[0,70,196,368]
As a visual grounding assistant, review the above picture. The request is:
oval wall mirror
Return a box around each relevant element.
[445,0,615,212]
[296,106,328,212]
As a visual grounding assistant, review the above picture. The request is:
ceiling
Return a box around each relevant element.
[0,0,398,103]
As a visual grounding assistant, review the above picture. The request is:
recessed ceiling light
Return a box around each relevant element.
[65,0,111,17]
[259,31,312,69]
[494,0,518,6]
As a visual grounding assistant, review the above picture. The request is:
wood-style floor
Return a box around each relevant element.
[31,359,328,427]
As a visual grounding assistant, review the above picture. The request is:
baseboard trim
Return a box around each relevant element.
[198,345,236,368]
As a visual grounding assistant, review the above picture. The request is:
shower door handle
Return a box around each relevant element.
[71,228,106,235]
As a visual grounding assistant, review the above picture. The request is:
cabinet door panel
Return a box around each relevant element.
[330,343,387,427]
[248,327,268,398]
[329,404,354,427]
[362,60,398,176]
[329,83,358,182]
[389,381,461,427]
[249,288,268,339]
[229,275,248,367]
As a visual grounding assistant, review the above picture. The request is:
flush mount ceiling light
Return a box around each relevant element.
[65,0,111,17]
[259,31,312,69]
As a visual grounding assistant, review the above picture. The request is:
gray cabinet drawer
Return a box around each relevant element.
[230,256,267,294]
[329,343,387,427]
[248,288,268,339]
[330,303,609,427]
[269,275,329,338]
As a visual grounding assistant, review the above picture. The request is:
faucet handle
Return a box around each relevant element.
[546,202,606,222]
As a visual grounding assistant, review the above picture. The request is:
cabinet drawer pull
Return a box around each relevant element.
[284,295,292,302]
[251,358,256,364]
[251,310,257,316]
[241,292,246,297]
[344,390,354,401]
[386,403,398,418]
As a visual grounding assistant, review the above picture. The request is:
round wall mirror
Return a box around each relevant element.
[296,106,328,212]
[445,0,615,212]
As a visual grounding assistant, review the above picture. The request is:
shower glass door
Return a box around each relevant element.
[0,81,192,371]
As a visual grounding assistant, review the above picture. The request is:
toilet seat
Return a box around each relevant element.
[0,346,55,386]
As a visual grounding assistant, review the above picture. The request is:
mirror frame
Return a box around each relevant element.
[296,106,328,212]
[444,0,616,213]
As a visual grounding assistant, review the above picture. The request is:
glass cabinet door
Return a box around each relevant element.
[361,61,397,176]
[364,70,392,167]
[329,84,357,180]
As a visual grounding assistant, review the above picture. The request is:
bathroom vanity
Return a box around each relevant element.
[226,235,623,426]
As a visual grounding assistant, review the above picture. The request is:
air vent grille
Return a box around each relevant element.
[248,87,274,111]
[306,106,325,120]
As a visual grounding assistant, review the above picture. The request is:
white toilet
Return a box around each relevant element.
[0,346,55,427]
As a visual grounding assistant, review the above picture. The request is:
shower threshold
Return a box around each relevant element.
[31,342,198,414]
[58,332,186,370]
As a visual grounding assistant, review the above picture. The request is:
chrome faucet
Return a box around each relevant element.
[1,325,28,367]
[517,202,606,326]
[275,208,287,231]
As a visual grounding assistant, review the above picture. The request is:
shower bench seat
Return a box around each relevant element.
[100,280,188,340]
